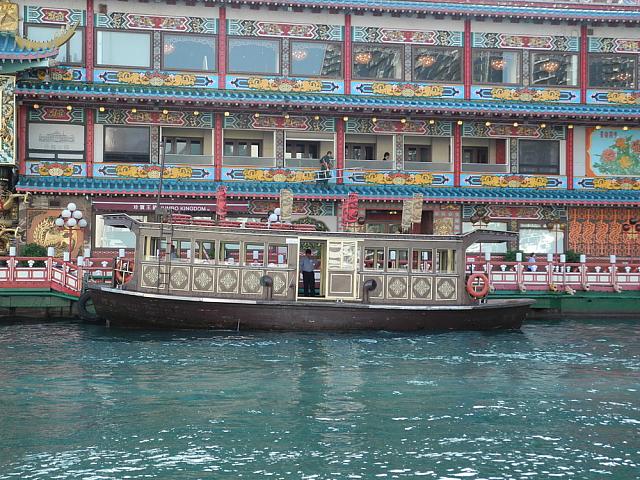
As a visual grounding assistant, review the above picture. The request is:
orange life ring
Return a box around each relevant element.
[466,273,490,298]
[114,259,133,285]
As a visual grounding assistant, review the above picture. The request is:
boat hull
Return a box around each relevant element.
[89,286,533,331]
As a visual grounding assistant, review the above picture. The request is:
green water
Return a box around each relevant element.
[0,320,638,479]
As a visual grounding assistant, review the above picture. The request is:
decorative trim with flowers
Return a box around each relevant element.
[592,177,640,190]
[353,82,463,99]
[473,87,579,103]
[27,161,85,177]
[95,69,217,89]
[588,37,640,54]
[0,76,15,166]
[112,165,194,180]
[223,113,335,132]
[224,168,317,183]
[462,122,565,140]
[346,118,452,136]
[28,106,85,124]
[24,6,85,26]
[227,77,343,94]
[96,109,214,128]
[472,174,565,189]
[588,90,640,106]
[592,136,640,176]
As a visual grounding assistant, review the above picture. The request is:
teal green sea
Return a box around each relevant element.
[0,320,638,479]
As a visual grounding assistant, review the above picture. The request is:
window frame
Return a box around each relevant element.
[472,48,522,86]
[530,52,579,88]
[462,146,489,164]
[587,52,637,90]
[160,32,217,73]
[345,142,377,161]
[25,24,85,66]
[404,144,433,163]
[227,36,282,75]
[103,125,151,163]
[163,136,205,156]
[95,28,153,69]
[351,42,404,81]
[26,121,86,161]
[223,139,263,157]
[289,39,343,79]
[411,45,463,84]
[518,139,561,175]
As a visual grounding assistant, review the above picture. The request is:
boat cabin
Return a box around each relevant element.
[104,214,517,306]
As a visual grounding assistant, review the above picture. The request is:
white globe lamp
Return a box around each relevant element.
[61,209,71,218]
[78,219,88,228]
[55,217,65,227]
[67,202,77,212]
[66,218,77,227]
[73,210,83,219]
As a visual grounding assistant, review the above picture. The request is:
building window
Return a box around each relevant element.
[224,140,262,157]
[412,46,462,83]
[163,137,204,155]
[463,146,488,164]
[436,249,456,273]
[531,53,578,87]
[519,223,564,255]
[286,141,320,160]
[364,247,385,270]
[94,215,145,249]
[26,25,83,64]
[352,44,403,80]
[588,54,636,89]
[96,30,151,68]
[462,222,508,253]
[473,49,521,84]
[228,38,280,74]
[404,145,432,163]
[290,41,342,78]
[518,140,560,175]
[104,126,150,163]
[162,34,216,72]
[28,123,85,161]
[345,143,376,160]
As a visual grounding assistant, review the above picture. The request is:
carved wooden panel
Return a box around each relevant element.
[241,269,263,295]
[169,266,190,291]
[267,270,289,297]
[386,275,409,300]
[192,267,215,293]
[411,276,433,301]
[327,272,354,297]
[217,268,239,294]
[435,277,457,301]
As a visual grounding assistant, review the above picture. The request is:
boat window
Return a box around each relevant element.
[172,239,191,262]
[245,243,265,266]
[268,244,288,267]
[363,247,385,270]
[387,248,409,271]
[194,240,216,264]
[144,236,167,261]
[220,242,241,265]
[436,249,456,273]
[412,249,433,272]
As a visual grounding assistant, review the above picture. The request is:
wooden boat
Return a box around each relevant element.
[88,214,533,331]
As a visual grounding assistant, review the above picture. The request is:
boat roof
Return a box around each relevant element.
[103,213,517,248]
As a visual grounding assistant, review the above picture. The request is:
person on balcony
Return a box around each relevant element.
[318,151,333,189]
[382,152,390,162]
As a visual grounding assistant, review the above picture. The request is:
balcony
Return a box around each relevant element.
[222,156,276,167]
[461,163,510,174]
[404,161,452,172]
[164,154,214,165]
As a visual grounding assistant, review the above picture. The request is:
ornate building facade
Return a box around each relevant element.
[8,0,640,258]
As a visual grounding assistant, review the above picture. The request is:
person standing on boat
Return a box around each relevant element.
[318,151,333,188]
[300,248,318,297]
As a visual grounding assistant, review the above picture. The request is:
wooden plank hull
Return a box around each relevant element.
[89,286,533,331]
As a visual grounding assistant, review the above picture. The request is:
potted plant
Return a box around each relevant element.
[19,243,48,267]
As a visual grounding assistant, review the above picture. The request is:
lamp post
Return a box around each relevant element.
[54,202,87,258]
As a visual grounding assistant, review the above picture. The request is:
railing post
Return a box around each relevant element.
[546,253,554,288]
[580,254,587,288]
[610,254,618,289]
[8,247,16,283]
[47,247,55,283]
[484,251,492,289]
[560,254,567,288]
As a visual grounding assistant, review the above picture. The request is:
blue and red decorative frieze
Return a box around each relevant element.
[21,67,87,83]
[223,113,335,132]
[226,76,344,94]
[588,90,640,106]
[472,33,578,51]
[223,168,317,182]
[227,20,342,40]
[24,6,86,26]
[353,27,462,46]
[462,122,565,140]
[96,109,214,128]
[94,164,215,180]
[352,82,463,99]
[26,161,87,178]
[588,37,640,53]
[462,174,567,189]
[28,106,85,124]
[472,86,580,104]
[346,118,452,136]
[95,12,216,33]
[574,176,640,190]
[94,69,218,89]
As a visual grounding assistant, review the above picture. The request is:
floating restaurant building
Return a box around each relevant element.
[3,0,640,259]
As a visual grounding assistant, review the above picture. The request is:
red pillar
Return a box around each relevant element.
[580,25,588,105]
[86,0,94,81]
[344,14,352,95]
[18,105,27,175]
[218,6,227,89]
[453,122,462,187]
[336,117,345,184]
[214,113,223,181]
[85,109,94,178]
[566,126,574,190]
[464,19,472,100]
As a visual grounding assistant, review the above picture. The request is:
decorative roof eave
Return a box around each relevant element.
[16,177,640,208]
[15,23,78,52]
[208,0,640,23]
[0,59,51,74]
[16,81,640,122]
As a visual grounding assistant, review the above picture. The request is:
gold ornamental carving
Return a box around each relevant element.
[0,2,19,33]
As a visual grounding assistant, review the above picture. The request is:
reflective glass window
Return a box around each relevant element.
[228,38,280,74]
[97,30,151,68]
[588,54,636,88]
[412,46,462,82]
[352,44,403,80]
[162,34,216,71]
[531,53,578,87]
[473,49,521,84]
[290,41,342,77]
[27,25,83,63]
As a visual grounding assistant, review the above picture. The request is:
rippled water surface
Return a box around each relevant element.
[0,320,639,479]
